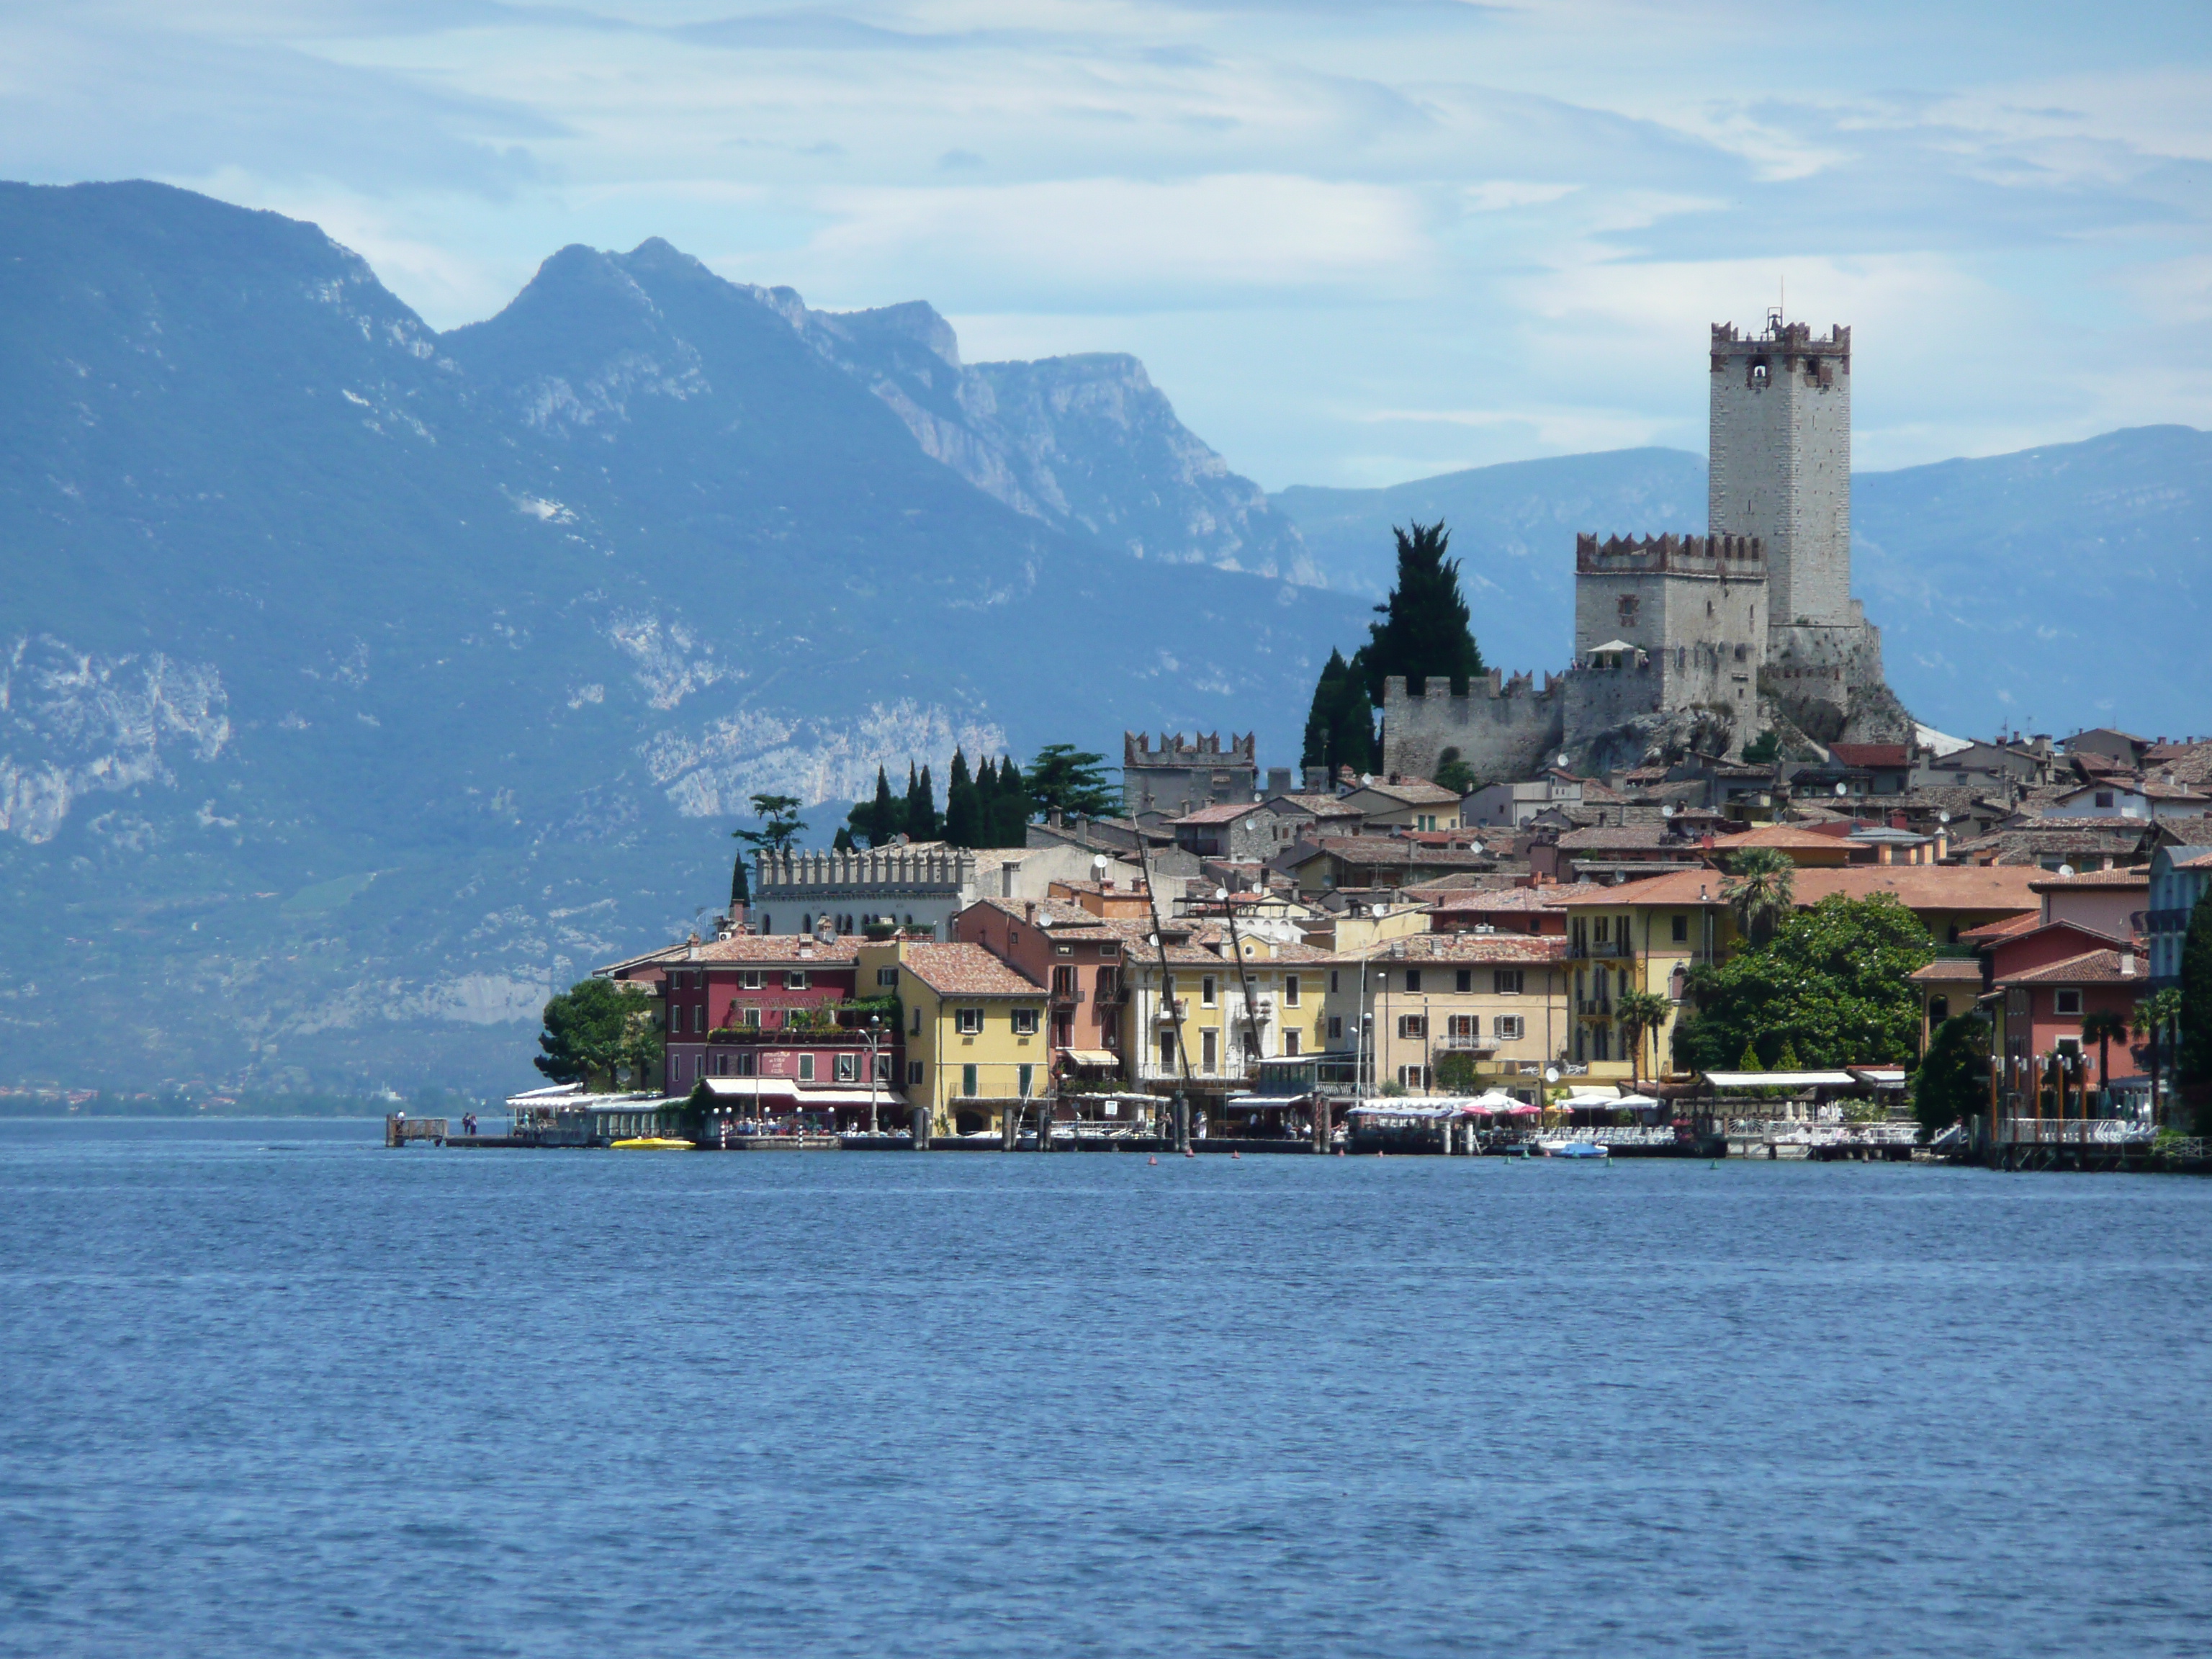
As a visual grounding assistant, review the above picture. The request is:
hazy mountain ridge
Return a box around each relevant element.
[0,180,1363,1097]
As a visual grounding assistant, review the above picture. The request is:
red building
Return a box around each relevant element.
[604,934,894,1100]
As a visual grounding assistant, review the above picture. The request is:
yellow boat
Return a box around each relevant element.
[610,1136,693,1151]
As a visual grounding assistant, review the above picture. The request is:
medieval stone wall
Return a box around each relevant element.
[1380,671,1567,786]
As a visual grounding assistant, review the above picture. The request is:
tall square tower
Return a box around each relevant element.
[1708,318,1853,629]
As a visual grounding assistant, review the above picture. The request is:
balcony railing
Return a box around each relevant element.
[1576,999,1613,1017]
[1570,939,1632,959]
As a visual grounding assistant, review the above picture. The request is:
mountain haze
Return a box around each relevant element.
[0,180,1354,1097]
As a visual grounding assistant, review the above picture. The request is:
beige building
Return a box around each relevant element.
[1323,932,1572,1093]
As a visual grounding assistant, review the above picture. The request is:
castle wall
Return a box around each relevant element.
[1570,534,1766,751]
[1380,671,1565,786]
[1709,323,1852,629]
[1764,619,1905,745]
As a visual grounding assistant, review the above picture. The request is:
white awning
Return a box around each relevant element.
[1704,1070,1860,1088]
[1061,1050,1121,1067]
[695,1077,908,1108]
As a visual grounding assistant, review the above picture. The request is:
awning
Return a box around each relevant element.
[1704,1070,1860,1088]
[1061,1050,1120,1067]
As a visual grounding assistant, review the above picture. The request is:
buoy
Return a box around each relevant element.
[1184,1148,1195,1158]
[1231,1150,1241,1159]
[1148,1155,1158,1165]
[1335,1148,1344,1157]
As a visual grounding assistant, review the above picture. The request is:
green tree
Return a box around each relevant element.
[944,748,981,848]
[733,793,806,863]
[1740,729,1782,765]
[1677,894,1936,1072]
[1025,744,1119,819]
[1774,1038,1802,1072]
[2134,986,2182,1126]
[1722,847,1797,946]
[2079,1008,2130,1110]
[1616,989,1673,1087]
[858,765,903,847]
[1360,521,1485,702]
[1913,1013,1990,1138]
[1433,746,1476,796]
[986,753,1033,846]
[905,763,939,842]
[1299,647,1375,778]
[729,845,750,912]
[534,978,662,1092]
[832,824,857,853]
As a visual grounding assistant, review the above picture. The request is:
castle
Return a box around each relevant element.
[1382,316,1910,781]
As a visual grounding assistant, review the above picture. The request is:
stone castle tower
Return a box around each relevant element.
[1377,313,1907,782]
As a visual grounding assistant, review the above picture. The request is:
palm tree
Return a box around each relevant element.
[1616,989,1673,1087]
[1721,848,1797,946]
[2079,1009,2129,1116]
[2134,987,2184,1126]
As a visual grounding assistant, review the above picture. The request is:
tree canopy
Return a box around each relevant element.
[1912,1013,1990,1138]
[733,793,806,858]
[1360,521,1485,702]
[1300,646,1375,778]
[1673,894,1936,1071]
[943,748,981,848]
[1026,744,1118,819]
[1722,847,1797,945]
[534,977,662,1092]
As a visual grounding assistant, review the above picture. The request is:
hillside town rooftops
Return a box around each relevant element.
[1996,947,2144,986]
[2028,867,2150,892]
[1907,958,1987,984]
[1171,801,1267,825]
[1554,863,2044,914]
[1347,932,1570,964]
[1827,743,1910,769]
[599,935,863,975]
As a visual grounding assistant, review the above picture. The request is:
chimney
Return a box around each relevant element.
[1025,901,1038,925]
[1001,861,1016,899]
[2122,953,2136,978]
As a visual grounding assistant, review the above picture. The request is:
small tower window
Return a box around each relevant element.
[1617,594,1639,626]
[1749,361,1769,389]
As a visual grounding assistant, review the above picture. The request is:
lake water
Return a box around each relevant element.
[1,1120,2208,1658]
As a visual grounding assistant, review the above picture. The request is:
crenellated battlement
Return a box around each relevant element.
[1382,669,1564,705]
[1123,730,1255,766]
[1575,533,1766,574]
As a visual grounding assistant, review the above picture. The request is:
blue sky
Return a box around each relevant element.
[8,0,2211,487]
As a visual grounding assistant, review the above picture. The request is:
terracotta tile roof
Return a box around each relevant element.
[1271,793,1364,817]
[1958,912,2040,943]
[1353,778,1462,806]
[1428,883,1607,912]
[1556,863,2044,915]
[1305,837,1496,866]
[1172,801,1266,825]
[968,896,1107,929]
[1997,948,2146,986]
[1713,824,1853,850]
[1829,743,1910,768]
[601,935,863,975]
[1346,932,1570,965]
[1556,822,1700,850]
[1908,958,1987,983]
[899,943,1046,997]
[2028,866,2150,891]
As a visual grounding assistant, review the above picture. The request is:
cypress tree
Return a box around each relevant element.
[832,824,857,853]
[944,749,981,848]
[1299,647,1375,782]
[905,761,938,841]
[1303,649,1347,769]
[987,753,1031,846]
[868,765,902,847]
[1362,520,1485,701]
[730,847,750,911]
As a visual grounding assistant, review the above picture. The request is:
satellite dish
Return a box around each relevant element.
[1147,933,1161,948]
[1469,842,1484,856]
[1091,853,1109,876]
[1544,1066,1561,1084]
[1938,811,1951,824]
[1360,773,1374,788]
[1663,804,1675,818]
[1557,755,1571,770]
[1835,782,1848,797]
[1214,887,1230,902]
[2057,863,2075,878]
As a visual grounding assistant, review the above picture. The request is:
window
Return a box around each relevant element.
[1202,1030,1218,1071]
[1329,970,1340,994]
[1326,1015,1344,1041]
[1159,1031,1176,1066]
[1283,1030,1301,1056]
[1594,917,1609,943]
[876,1053,893,1082]
[1447,1013,1477,1042]
[785,971,809,990]
[1284,975,1300,1007]
[1052,966,1076,998]
[1100,941,1119,958]
[1671,914,1689,943]
[1097,969,1118,1002]
[1012,1008,1039,1035]
[693,1006,706,1033]
[1455,969,1472,994]
[1406,969,1421,993]
[1617,593,1640,626]
[908,1060,925,1085]
[2095,791,2115,809]
[1929,996,1950,1025]
[1202,976,1218,1007]
[909,1007,922,1035]
[1618,967,1633,997]
[956,1008,984,1035]
[1017,1064,1034,1098]
[2054,989,2082,1017]
[835,1053,858,1083]
[741,1007,761,1030]
[1398,1064,1428,1091]
[1494,969,1524,996]
[1398,1015,1426,1039]
[739,970,762,990]
[798,1053,815,1082]
[1496,1014,1524,1041]
[878,967,899,987]
[961,1064,979,1097]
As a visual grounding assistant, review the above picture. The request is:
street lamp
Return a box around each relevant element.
[866,1013,883,1134]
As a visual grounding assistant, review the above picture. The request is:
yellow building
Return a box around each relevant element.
[1111,915,1334,1102]
[1322,932,1573,1092]
[856,940,1048,1137]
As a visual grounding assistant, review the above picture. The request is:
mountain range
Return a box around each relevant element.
[3,178,2206,1099]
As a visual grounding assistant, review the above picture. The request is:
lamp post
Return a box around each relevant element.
[865,1014,883,1135]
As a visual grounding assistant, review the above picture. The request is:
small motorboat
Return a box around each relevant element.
[610,1136,694,1151]
[1534,1138,1609,1160]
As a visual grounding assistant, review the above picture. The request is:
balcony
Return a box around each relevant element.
[1049,984,1086,1006]
[1151,998,1191,1022]
[1436,1036,1496,1053]
[1570,939,1632,960]
[1575,999,1613,1018]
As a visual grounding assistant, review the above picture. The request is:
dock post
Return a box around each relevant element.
[912,1102,930,1151]
[1174,1091,1190,1155]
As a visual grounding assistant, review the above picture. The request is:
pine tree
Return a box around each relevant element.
[1737,1037,1762,1071]
[944,748,981,847]
[1362,520,1485,703]
[905,761,938,842]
